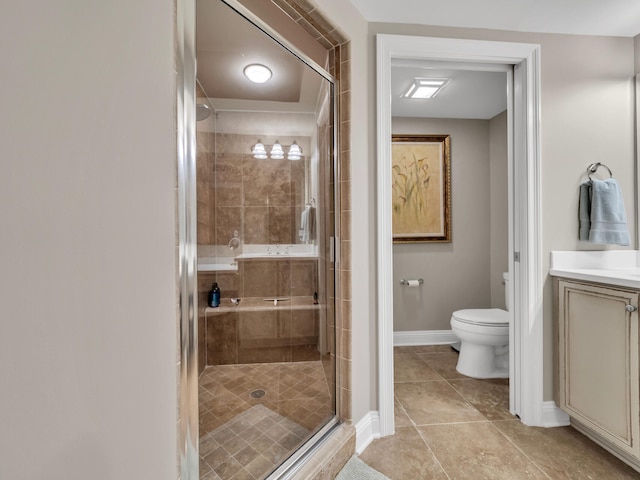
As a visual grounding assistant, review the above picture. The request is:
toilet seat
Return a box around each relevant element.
[452,308,509,327]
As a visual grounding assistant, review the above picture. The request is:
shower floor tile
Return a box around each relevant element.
[199,360,334,480]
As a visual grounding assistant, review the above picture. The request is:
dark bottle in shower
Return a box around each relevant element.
[208,282,221,308]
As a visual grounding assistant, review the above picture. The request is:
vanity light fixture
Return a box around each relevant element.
[251,140,268,159]
[403,78,449,99]
[250,140,303,160]
[287,141,302,160]
[270,141,285,159]
[243,63,272,84]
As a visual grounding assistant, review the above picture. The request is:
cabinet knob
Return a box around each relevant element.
[625,305,638,313]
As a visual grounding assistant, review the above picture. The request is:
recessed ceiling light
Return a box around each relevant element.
[403,78,449,99]
[243,64,272,84]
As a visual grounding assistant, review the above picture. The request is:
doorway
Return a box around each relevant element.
[177,0,345,478]
[376,34,550,436]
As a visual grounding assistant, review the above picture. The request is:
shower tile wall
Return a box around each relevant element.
[196,122,315,372]
[199,258,319,367]
[214,133,308,247]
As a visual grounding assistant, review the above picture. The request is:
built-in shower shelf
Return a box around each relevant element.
[205,296,321,314]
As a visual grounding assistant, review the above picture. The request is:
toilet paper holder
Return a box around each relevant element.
[399,278,424,286]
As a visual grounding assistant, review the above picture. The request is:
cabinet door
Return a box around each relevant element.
[558,280,639,458]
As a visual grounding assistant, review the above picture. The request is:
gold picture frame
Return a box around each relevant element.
[392,134,451,243]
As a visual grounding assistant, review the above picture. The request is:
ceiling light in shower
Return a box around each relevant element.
[251,140,268,159]
[270,141,284,159]
[403,78,449,99]
[287,141,302,160]
[243,64,272,84]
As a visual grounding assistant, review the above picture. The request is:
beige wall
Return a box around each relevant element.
[2,3,634,476]
[313,0,373,421]
[392,117,504,331]
[489,111,509,308]
[635,34,640,74]
[0,0,177,478]
[372,24,636,402]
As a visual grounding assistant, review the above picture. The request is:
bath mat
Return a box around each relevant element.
[336,456,391,480]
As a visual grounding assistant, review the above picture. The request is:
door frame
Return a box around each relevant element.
[376,34,564,436]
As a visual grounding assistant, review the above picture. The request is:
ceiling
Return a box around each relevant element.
[196,0,324,113]
[349,0,640,37]
[392,62,507,119]
[197,0,638,120]
[357,0,639,118]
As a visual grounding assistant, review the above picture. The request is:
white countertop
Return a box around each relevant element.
[550,250,640,289]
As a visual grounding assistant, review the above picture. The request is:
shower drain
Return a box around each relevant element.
[250,389,266,399]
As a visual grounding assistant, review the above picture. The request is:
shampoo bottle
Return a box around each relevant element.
[208,282,221,308]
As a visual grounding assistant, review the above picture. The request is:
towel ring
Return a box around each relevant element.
[587,162,613,180]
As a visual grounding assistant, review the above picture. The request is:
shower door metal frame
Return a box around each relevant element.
[176,0,341,478]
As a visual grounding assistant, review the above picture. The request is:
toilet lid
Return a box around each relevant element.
[452,308,509,326]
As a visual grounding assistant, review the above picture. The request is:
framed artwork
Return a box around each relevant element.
[391,134,451,243]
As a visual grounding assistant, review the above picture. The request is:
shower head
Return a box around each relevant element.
[196,103,211,121]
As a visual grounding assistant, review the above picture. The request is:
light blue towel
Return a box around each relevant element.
[579,178,630,246]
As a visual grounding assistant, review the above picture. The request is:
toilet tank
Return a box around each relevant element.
[503,272,510,311]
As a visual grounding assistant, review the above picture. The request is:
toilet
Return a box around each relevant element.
[450,272,510,379]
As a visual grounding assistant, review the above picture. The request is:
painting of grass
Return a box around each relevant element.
[392,135,451,242]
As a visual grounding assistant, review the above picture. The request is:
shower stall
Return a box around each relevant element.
[193,1,338,478]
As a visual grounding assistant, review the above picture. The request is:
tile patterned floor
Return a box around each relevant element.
[199,361,333,480]
[359,346,640,480]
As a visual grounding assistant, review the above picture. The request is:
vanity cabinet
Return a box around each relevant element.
[556,279,640,464]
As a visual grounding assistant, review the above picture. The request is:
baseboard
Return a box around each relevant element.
[542,401,570,427]
[354,411,380,454]
[393,330,458,346]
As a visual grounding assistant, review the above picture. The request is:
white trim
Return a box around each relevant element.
[354,411,381,454]
[542,401,570,428]
[393,330,458,346]
[376,34,544,437]
[512,46,544,427]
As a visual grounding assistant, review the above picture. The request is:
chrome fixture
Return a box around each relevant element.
[196,103,211,121]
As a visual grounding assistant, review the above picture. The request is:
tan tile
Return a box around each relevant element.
[204,446,230,469]
[411,344,456,354]
[206,312,238,365]
[213,457,244,480]
[447,378,512,421]
[239,260,278,297]
[359,426,447,480]
[417,352,469,380]
[418,423,548,479]
[233,445,261,466]
[393,353,442,382]
[394,395,413,428]
[393,346,416,354]
[242,206,269,244]
[228,469,253,480]
[214,207,242,246]
[200,469,221,480]
[291,260,317,296]
[200,433,221,458]
[268,206,294,244]
[244,454,273,479]
[395,380,486,425]
[493,420,640,479]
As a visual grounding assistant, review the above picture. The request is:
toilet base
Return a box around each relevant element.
[456,342,509,379]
